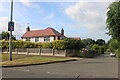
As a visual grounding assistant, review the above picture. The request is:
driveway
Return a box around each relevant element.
[2,53,118,78]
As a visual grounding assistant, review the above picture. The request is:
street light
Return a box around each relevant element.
[8,0,14,61]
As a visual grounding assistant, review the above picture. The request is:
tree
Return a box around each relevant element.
[96,39,106,46]
[82,38,95,46]
[106,1,120,41]
[0,31,16,40]
[109,39,119,51]
[63,38,85,49]
[91,44,99,52]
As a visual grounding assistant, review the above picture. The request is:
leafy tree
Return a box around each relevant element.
[106,1,120,41]
[82,38,95,46]
[0,31,16,40]
[63,38,85,49]
[96,39,106,46]
[109,39,119,51]
[92,44,99,51]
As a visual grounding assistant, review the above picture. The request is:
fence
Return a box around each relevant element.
[1,48,100,58]
[2,48,66,57]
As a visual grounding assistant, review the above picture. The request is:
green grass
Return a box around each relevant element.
[1,54,27,61]
[1,54,70,66]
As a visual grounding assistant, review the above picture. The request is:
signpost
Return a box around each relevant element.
[8,0,14,61]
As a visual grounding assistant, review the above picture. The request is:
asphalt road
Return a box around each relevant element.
[2,53,118,78]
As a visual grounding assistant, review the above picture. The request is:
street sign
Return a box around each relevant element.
[8,21,14,31]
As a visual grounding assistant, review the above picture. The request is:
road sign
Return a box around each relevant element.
[8,21,14,31]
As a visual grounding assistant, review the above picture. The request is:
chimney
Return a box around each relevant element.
[61,28,64,35]
[26,26,30,32]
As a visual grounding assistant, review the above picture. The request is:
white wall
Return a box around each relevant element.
[22,36,64,42]
[39,37,44,42]
[22,38,26,41]
[31,37,35,42]
[50,36,54,42]
[55,36,58,40]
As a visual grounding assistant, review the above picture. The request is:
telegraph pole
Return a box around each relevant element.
[8,0,14,61]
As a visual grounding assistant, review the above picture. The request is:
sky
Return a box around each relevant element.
[0,0,116,42]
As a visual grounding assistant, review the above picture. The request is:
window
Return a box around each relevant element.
[35,37,39,42]
[26,37,30,41]
[44,36,50,42]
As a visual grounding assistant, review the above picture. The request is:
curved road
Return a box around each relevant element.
[2,53,118,78]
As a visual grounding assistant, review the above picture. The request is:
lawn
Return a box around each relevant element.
[1,54,71,66]
[1,54,27,61]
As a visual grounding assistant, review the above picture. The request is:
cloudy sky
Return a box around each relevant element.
[0,0,116,42]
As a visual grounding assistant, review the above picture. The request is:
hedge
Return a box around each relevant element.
[0,39,85,50]
[1,40,42,49]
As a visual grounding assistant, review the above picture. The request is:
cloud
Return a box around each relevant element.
[65,2,111,31]
[0,17,25,40]
[19,0,39,8]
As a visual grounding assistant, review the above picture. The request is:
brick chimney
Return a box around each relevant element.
[26,26,30,32]
[61,28,64,35]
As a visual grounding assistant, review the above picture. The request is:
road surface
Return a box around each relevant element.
[2,53,118,78]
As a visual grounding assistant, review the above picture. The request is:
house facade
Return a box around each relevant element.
[21,27,65,42]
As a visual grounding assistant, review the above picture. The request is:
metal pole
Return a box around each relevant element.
[9,0,13,61]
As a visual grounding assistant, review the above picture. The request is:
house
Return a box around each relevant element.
[21,27,65,42]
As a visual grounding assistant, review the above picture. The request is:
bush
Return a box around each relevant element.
[41,42,53,49]
[1,40,42,49]
[1,39,85,50]
[91,44,99,53]
[63,38,85,49]
[79,49,95,58]
[98,46,105,54]
[52,40,66,49]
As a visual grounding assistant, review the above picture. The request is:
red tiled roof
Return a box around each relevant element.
[21,27,62,38]
[70,37,81,40]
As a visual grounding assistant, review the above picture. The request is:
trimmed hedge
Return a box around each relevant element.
[1,40,42,49]
[1,39,85,50]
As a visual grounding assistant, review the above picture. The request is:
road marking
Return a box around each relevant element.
[12,69,30,72]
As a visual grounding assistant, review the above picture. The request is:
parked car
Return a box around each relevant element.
[110,53,116,57]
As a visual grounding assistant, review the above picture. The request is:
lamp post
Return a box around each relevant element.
[8,0,14,61]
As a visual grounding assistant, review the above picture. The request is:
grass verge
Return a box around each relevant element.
[1,54,71,66]
[1,54,27,61]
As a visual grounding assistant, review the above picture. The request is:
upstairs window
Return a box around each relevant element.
[44,36,50,42]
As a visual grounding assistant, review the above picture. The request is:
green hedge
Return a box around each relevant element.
[1,40,42,48]
[1,39,85,50]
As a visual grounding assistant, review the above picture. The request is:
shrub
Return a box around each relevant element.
[52,40,66,49]
[41,42,53,49]
[91,44,99,53]
[0,40,42,49]
[63,38,85,49]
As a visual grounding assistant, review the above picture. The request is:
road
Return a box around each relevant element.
[2,53,118,78]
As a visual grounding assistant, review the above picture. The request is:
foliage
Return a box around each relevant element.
[82,38,95,46]
[52,40,66,49]
[91,44,100,52]
[96,39,106,46]
[106,1,120,41]
[1,40,42,48]
[41,42,53,49]
[108,39,119,51]
[98,46,105,54]
[0,31,16,40]
[64,38,85,49]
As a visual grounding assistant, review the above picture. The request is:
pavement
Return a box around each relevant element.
[2,53,118,78]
